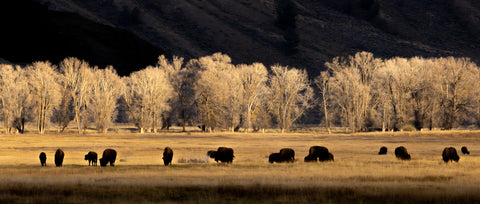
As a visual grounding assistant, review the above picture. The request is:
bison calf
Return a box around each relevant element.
[461,146,470,155]
[207,147,234,163]
[163,147,173,166]
[84,151,98,166]
[378,146,387,155]
[394,146,411,160]
[442,147,460,163]
[100,149,117,167]
[55,149,64,167]
[39,152,46,166]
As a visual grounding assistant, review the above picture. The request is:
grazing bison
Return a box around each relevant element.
[84,151,98,166]
[305,146,334,162]
[55,149,64,167]
[207,150,216,158]
[39,152,46,166]
[269,153,281,163]
[207,147,234,163]
[442,147,460,163]
[279,148,295,162]
[461,146,470,155]
[378,146,388,155]
[394,146,411,160]
[304,154,317,162]
[269,148,295,163]
[328,152,334,161]
[100,149,117,166]
[163,147,173,166]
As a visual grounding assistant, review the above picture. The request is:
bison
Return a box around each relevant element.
[268,148,295,163]
[461,146,470,155]
[100,149,117,166]
[304,154,317,162]
[394,146,411,160]
[269,153,281,163]
[207,150,216,158]
[442,147,460,163]
[84,151,98,166]
[163,147,173,166]
[39,152,46,166]
[279,148,295,162]
[55,149,64,167]
[378,146,388,155]
[328,152,334,161]
[305,146,334,162]
[207,147,234,163]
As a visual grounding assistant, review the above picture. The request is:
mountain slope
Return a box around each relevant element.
[0,0,166,76]
[5,0,480,77]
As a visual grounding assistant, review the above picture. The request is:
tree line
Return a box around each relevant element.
[1,51,479,134]
[319,51,480,132]
[0,53,312,134]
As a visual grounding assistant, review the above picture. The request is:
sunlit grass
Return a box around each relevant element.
[0,128,480,203]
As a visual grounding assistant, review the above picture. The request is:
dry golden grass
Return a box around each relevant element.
[1,128,480,203]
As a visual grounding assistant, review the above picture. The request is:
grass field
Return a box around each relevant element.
[1,128,480,203]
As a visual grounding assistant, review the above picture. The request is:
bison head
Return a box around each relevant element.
[207,150,216,158]
[99,158,108,166]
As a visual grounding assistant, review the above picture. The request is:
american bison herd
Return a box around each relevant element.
[37,145,472,167]
[39,148,117,167]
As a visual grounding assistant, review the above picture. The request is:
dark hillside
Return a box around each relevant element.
[0,0,166,76]
[4,0,480,77]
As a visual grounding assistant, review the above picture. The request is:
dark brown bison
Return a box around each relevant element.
[305,146,334,162]
[269,153,281,163]
[378,146,387,155]
[279,148,295,162]
[461,146,470,155]
[328,152,334,161]
[100,149,117,166]
[84,151,98,166]
[163,147,173,166]
[207,150,216,158]
[207,147,234,163]
[442,147,460,163]
[304,154,317,162]
[269,148,295,163]
[39,152,46,166]
[394,146,411,160]
[55,149,64,167]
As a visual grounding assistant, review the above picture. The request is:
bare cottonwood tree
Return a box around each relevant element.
[315,71,332,134]
[252,85,273,133]
[157,55,195,132]
[269,65,314,133]
[381,57,417,131]
[408,57,437,130]
[327,52,381,132]
[0,65,31,133]
[238,63,268,132]
[58,57,93,133]
[90,66,122,133]
[436,57,478,129]
[27,61,60,134]
[194,53,238,132]
[122,65,173,133]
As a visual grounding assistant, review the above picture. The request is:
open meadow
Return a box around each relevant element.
[1,128,480,203]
